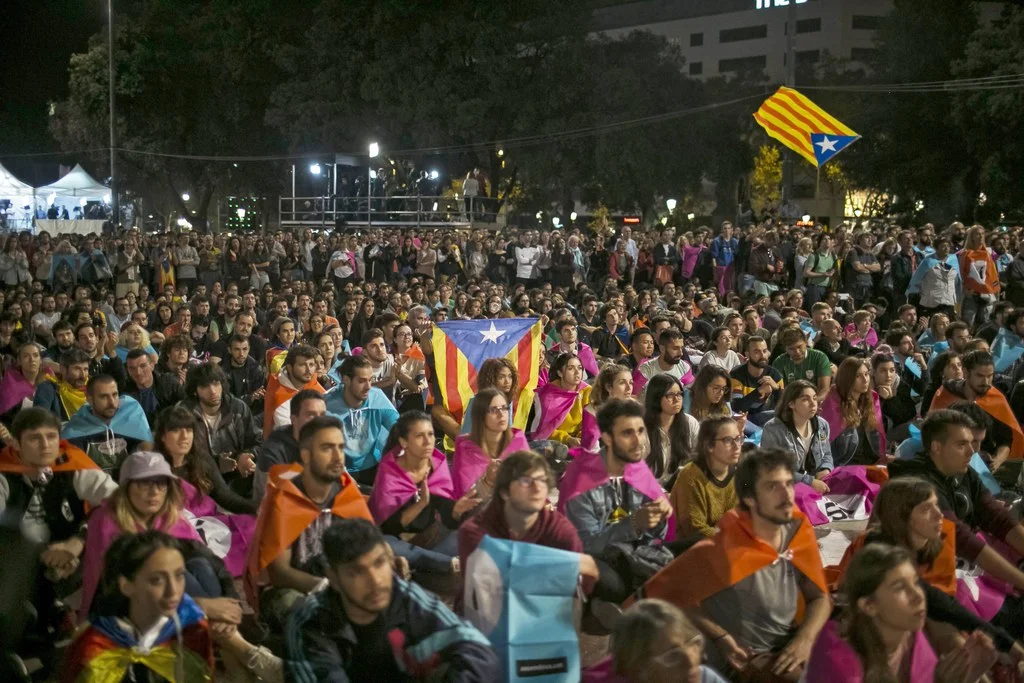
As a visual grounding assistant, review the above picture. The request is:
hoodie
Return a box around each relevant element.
[254,425,299,505]
[323,384,400,472]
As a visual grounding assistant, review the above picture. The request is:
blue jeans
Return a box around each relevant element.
[386,532,458,575]
[184,556,222,598]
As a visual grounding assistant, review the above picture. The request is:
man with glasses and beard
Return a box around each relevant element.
[634,449,830,682]
[730,336,783,427]
[246,416,374,631]
[633,328,694,401]
[558,400,671,612]
[286,518,499,681]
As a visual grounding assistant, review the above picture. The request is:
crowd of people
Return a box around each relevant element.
[1,216,1024,682]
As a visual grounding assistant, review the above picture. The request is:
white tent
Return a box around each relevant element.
[37,164,108,199]
[0,162,34,200]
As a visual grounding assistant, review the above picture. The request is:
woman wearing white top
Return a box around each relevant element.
[698,327,743,373]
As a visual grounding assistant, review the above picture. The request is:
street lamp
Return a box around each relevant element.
[368,142,379,225]
[552,217,561,228]
[687,213,695,221]
[570,211,578,222]
[854,209,863,218]
[181,192,190,202]
[309,163,321,175]
[429,170,439,180]
[666,198,677,212]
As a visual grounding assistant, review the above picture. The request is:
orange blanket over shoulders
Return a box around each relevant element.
[634,508,827,609]
[0,441,97,474]
[262,373,324,437]
[930,386,1024,460]
[244,464,373,612]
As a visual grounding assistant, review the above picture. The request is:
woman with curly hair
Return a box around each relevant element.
[156,333,193,386]
[459,356,520,435]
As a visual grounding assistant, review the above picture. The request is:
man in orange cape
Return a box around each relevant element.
[929,350,1024,465]
[263,345,325,437]
[245,414,372,629]
[632,450,830,683]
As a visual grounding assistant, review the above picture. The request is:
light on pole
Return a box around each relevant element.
[107,0,118,226]
[309,163,321,175]
[570,211,578,222]
[181,192,190,202]
[666,198,677,212]
[368,142,379,225]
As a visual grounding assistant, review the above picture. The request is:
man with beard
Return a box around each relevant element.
[324,356,399,487]
[45,320,76,362]
[633,328,694,400]
[930,351,1024,473]
[189,315,214,363]
[217,294,242,338]
[730,336,783,427]
[547,318,599,381]
[914,225,936,258]
[772,328,832,401]
[246,416,374,631]
[362,328,397,399]
[559,400,671,606]
[34,349,91,422]
[74,322,126,389]
[266,345,324,436]
[890,230,920,308]
[634,449,830,682]
[182,364,260,511]
[31,294,60,342]
[286,518,500,681]
[123,349,184,426]
[61,375,152,475]
[222,334,266,415]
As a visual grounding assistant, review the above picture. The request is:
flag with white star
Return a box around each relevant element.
[753,86,860,167]
[431,318,543,429]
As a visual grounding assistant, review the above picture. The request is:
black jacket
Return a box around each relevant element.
[224,356,265,406]
[125,371,185,426]
[182,396,261,514]
[253,426,298,505]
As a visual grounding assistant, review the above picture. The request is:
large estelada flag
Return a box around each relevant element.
[754,86,860,167]
[431,318,542,430]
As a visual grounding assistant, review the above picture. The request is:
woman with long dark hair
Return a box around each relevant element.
[452,387,530,500]
[872,353,917,437]
[347,297,377,351]
[819,357,886,465]
[689,365,733,422]
[643,374,697,486]
[527,353,592,447]
[921,351,961,416]
[761,380,833,494]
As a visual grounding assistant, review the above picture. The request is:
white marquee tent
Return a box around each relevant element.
[0,162,35,202]
[37,164,109,199]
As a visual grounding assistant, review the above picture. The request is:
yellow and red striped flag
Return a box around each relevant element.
[431,318,542,430]
[753,86,860,167]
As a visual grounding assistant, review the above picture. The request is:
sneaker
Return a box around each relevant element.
[245,645,283,681]
[590,599,623,631]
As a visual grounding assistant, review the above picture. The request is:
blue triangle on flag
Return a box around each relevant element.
[437,318,538,370]
[810,133,860,166]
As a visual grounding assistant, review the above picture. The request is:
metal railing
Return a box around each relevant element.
[279,195,502,229]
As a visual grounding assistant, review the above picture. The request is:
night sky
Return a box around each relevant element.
[0,0,101,183]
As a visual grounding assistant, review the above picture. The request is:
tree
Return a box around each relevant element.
[750,145,782,216]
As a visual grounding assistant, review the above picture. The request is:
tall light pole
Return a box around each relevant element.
[107,0,118,226]
[367,142,379,226]
[781,0,797,209]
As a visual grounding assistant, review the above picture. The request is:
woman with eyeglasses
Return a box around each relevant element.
[643,374,698,487]
[670,416,741,541]
[761,379,833,495]
[689,365,735,422]
[584,598,727,683]
[452,387,531,501]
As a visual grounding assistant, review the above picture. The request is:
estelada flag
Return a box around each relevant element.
[431,318,542,430]
[754,86,860,167]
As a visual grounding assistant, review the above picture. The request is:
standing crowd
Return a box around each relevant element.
[2,217,1024,682]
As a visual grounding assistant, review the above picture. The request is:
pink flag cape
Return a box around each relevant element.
[368,447,456,523]
[80,499,203,620]
[529,381,587,441]
[818,389,887,457]
[580,407,600,453]
[558,449,664,514]
[451,429,530,498]
[793,466,882,526]
[179,479,256,577]
[578,344,600,378]
[805,620,935,683]
[0,367,48,415]
[954,534,1020,620]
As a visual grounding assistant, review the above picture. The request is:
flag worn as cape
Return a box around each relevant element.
[0,367,50,415]
[991,328,1024,374]
[557,448,665,515]
[959,248,1001,295]
[931,383,1024,459]
[829,518,957,597]
[61,594,213,683]
[528,381,591,442]
[452,430,530,498]
[804,620,935,683]
[0,440,97,475]
[244,464,372,611]
[817,388,887,458]
[47,375,88,420]
[367,447,455,524]
[634,508,827,609]
[263,371,324,438]
[180,479,255,577]
[61,396,153,444]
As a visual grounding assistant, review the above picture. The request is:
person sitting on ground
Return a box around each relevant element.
[285,518,500,681]
[255,388,325,505]
[580,364,635,454]
[559,399,672,606]
[547,318,600,380]
[618,328,654,372]
[221,333,266,416]
[368,411,481,576]
[760,380,833,494]
[323,354,400,487]
[872,352,918,439]
[806,543,997,683]
[60,532,216,683]
[633,328,694,400]
[527,352,592,448]
[772,327,832,400]
[123,348,184,428]
[452,387,531,502]
[458,357,520,435]
[0,341,52,428]
[265,344,325,437]
[730,335,783,428]
[643,374,698,487]
[818,357,886,466]
[583,598,728,683]
[0,408,118,666]
[245,415,374,631]
[889,409,1024,634]
[33,348,91,422]
[698,326,743,373]
[670,416,741,541]
[61,374,152,475]
[635,448,831,682]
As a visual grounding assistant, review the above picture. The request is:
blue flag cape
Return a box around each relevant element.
[62,395,154,444]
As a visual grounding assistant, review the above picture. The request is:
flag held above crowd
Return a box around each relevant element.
[753,86,860,168]
[431,318,543,427]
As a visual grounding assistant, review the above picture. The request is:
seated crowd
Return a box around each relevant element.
[2,219,1024,682]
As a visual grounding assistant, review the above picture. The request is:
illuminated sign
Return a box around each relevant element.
[756,0,808,8]
[623,216,641,224]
